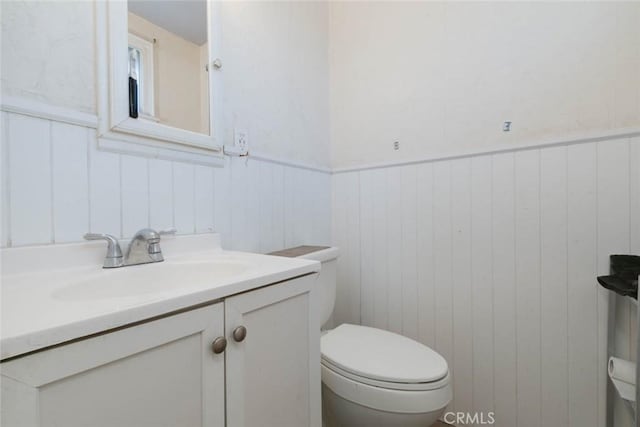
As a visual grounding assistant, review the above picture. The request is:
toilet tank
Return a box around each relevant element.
[269,246,340,328]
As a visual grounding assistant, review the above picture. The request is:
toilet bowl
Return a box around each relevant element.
[291,247,452,427]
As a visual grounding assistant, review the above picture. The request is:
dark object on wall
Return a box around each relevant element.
[598,255,640,299]
[129,77,138,118]
[611,255,640,280]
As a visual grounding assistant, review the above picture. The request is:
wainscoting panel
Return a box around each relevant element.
[0,111,332,252]
[7,113,52,246]
[331,171,360,326]
[451,158,473,415]
[514,149,542,427]
[332,135,640,427]
[470,155,493,420]
[566,142,599,427]
[540,146,569,427]
[490,151,517,427]
[51,121,89,243]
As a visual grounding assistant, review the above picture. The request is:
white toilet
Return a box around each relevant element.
[297,247,452,427]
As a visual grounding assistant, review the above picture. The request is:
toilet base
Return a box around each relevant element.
[322,384,444,427]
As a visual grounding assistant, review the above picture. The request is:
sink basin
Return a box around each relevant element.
[52,260,249,300]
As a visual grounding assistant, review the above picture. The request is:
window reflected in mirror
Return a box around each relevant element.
[127,0,209,135]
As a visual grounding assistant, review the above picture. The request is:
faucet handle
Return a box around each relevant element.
[145,228,174,258]
[159,228,177,236]
[84,233,123,268]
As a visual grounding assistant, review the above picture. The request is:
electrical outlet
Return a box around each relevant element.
[234,129,249,153]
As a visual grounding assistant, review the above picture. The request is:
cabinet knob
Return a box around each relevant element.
[211,336,227,354]
[233,326,247,342]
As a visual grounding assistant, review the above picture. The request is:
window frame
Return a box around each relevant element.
[128,33,156,120]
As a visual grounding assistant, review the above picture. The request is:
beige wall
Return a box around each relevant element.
[329,1,640,169]
[200,43,210,135]
[128,12,208,134]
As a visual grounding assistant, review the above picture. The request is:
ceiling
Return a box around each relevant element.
[128,0,207,45]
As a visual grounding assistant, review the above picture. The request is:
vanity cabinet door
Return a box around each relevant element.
[1,303,226,427]
[224,274,321,427]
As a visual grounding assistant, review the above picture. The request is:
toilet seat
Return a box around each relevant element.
[321,358,448,391]
[321,324,449,385]
[320,324,452,414]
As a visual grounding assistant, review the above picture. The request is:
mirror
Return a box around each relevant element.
[127,0,209,135]
[97,0,221,161]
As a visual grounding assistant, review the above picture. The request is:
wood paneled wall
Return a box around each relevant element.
[0,112,331,252]
[332,137,640,427]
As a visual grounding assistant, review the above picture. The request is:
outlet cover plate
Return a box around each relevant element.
[234,129,249,152]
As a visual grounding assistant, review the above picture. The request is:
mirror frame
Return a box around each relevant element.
[96,0,223,164]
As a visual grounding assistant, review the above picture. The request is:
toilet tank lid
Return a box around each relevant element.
[269,246,339,262]
[321,324,448,384]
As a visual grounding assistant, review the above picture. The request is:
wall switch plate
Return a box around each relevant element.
[234,129,249,153]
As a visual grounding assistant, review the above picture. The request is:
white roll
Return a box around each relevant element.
[609,357,636,385]
[608,357,636,402]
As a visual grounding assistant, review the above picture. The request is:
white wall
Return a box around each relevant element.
[0,1,95,113]
[332,135,640,427]
[219,1,330,168]
[0,0,331,169]
[0,111,331,252]
[329,1,640,169]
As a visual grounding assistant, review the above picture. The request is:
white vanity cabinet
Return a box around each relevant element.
[1,303,227,427]
[0,274,319,427]
[225,274,320,427]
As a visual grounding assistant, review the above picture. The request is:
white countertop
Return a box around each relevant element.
[0,234,320,360]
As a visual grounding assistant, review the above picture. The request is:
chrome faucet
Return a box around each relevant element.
[84,228,176,268]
